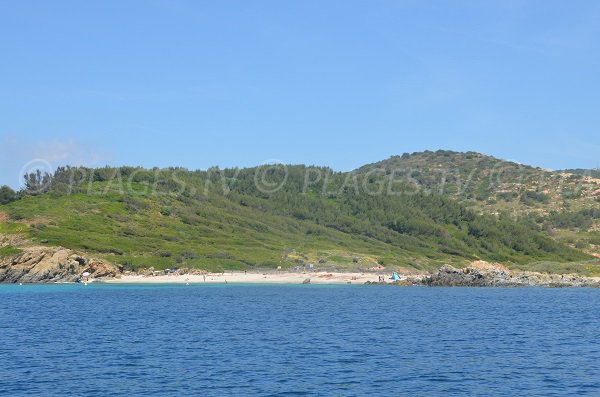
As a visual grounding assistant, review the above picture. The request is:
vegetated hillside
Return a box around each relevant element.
[561,169,600,179]
[358,150,600,258]
[0,156,596,274]
[357,150,600,215]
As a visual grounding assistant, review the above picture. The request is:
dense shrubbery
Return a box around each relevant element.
[1,154,594,270]
[0,186,17,205]
[562,169,600,178]
[545,209,600,230]
[520,190,550,205]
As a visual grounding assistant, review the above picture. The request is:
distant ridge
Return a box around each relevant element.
[560,168,600,179]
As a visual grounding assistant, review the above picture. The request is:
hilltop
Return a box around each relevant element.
[561,169,600,179]
[0,150,599,277]
[358,150,600,259]
[358,150,600,216]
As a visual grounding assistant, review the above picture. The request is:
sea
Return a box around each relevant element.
[1,284,599,396]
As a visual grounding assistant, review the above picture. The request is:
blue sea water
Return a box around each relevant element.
[1,284,599,396]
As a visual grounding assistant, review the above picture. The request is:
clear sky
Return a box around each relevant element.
[1,0,599,188]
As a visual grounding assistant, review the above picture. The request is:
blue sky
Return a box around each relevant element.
[1,0,599,188]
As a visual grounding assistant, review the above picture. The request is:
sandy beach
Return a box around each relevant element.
[103,271,388,285]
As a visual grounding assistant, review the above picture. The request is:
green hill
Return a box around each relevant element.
[0,151,598,274]
[358,150,600,260]
[358,150,599,216]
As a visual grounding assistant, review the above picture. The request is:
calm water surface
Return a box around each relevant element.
[1,284,599,396]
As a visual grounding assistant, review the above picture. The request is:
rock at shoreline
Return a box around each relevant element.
[423,262,600,288]
[0,246,119,283]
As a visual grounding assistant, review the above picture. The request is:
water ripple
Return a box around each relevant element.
[1,285,600,396]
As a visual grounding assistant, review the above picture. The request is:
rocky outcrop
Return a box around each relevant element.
[422,262,600,287]
[0,246,119,283]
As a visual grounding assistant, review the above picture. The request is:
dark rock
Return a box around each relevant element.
[422,264,600,288]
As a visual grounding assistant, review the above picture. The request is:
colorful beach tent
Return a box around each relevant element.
[390,272,401,281]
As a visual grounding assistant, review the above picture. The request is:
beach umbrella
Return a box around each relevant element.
[82,272,91,277]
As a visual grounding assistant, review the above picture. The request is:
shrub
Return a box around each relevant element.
[0,186,17,205]
[207,251,234,259]
[575,240,588,249]
[180,251,197,260]
[520,190,550,205]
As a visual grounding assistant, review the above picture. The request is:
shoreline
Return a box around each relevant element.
[101,271,394,285]
[98,264,600,288]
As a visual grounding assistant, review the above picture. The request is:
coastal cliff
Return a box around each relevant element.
[0,244,119,283]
